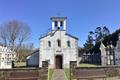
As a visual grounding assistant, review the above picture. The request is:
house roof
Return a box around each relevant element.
[26,48,39,59]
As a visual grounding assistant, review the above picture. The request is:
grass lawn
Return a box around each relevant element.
[64,68,70,80]
[48,69,54,80]
[79,63,98,67]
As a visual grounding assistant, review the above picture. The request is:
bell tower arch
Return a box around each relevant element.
[51,17,67,31]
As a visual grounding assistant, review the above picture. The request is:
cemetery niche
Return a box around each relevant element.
[100,42,115,66]
[115,33,120,65]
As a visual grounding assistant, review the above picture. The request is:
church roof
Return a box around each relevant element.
[66,33,78,40]
[39,31,78,40]
[50,17,67,20]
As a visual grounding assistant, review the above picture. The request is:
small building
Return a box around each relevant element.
[26,49,39,67]
[0,46,16,69]
[39,17,79,69]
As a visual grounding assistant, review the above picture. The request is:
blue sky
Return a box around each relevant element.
[0,0,120,48]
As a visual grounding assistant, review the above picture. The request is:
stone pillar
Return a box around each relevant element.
[58,21,61,28]
[106,42,115,65]
[52,21,55,30]
[115,33,120,65]
[63,20,66,30]
[100,42,107,66]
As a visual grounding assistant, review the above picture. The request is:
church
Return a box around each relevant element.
[27,17,79,69]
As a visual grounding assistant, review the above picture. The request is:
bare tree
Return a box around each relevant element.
[0,20,31,61]
[17,43,34,62]
[0,26,7,46]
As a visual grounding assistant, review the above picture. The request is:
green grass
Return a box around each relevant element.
[64,68,71,80]
[14,62,26,67]
[79,63,98,67]
[48,69,54,80]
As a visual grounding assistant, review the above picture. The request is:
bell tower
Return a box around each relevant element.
[51,17,67,31]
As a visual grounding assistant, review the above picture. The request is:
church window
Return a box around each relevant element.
[55,21,58,27]
[60,21,63,26]
[48,41,51,47]
[67,41,71,47]
[57,39,61,47]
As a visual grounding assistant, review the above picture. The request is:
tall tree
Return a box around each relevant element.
[0,20,31,61]
[17,43,34,62]
[94,26,110,42]
[102,26,110,37]
[95,27,102,42]
[0,26,7,46]
[83,26,110,53]
[83,31,94,52]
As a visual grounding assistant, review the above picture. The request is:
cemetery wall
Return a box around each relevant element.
[72,66,120,80]
[0,68,47,80]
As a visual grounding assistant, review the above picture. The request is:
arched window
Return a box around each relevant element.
[60,21,63,26]
[67,41,71,47]
[48,41,51,47]
[55,21,58,27]
[57,39,61,47]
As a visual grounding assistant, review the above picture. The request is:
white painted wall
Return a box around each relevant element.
[39,30,78,68]
[0,46,16,69]
[27,50,39,67]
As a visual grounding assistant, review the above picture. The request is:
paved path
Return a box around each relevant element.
[52,69,67,80]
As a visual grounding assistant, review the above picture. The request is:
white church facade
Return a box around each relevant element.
[39,17,78,69]
[27,17,79,69]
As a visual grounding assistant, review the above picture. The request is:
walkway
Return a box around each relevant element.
[52,69,67,80]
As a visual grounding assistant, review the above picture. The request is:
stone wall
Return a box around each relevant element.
[0,68,47,80]
[72,66,120,80]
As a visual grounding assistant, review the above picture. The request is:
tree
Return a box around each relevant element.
[83,31,94,52]
[103,28,120,46]
[0,26,7,46]
[83,26,110,53]
[102,26,110,37]
[17,43,34,62]
[95,27,102,42]
[0,20,31,61]
[95,26,110,42]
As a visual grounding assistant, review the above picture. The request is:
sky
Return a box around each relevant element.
[0,0,120,48]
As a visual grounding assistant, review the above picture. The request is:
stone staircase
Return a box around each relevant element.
[52,69,67,80]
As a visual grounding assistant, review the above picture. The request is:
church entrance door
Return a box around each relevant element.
[55,55,63,69]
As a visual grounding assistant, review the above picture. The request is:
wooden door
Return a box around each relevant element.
[56,55,62,69]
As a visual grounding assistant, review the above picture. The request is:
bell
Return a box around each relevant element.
[58,27,60,30]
